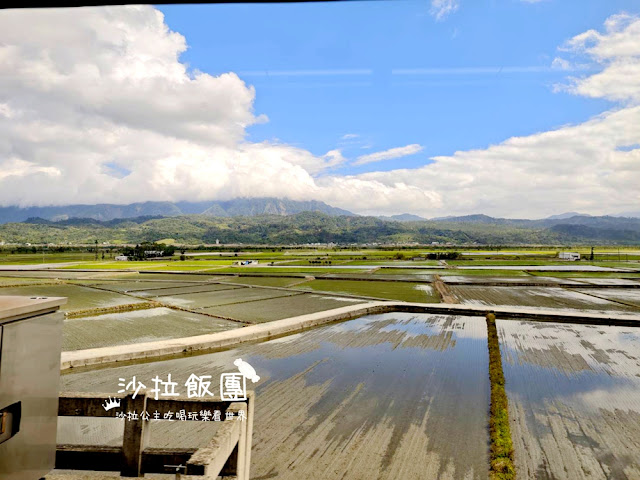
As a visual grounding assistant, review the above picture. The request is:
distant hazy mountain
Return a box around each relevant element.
[430,214,516,224]
[0,198,354,224]
[545,212,590,220]
[378,213,426,222]
[201,198,354,217]
[613,211,640,218]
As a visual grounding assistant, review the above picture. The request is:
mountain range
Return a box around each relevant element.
[2,210,640,245]
[0,198,638,225]
[0,198,353,224]
[1,198,640,245]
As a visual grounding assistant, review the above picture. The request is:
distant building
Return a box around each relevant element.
[559,252,580,261]
[115,255,129,261]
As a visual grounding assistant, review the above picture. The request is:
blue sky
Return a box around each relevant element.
[2,4,639,217]
[157,0,632,176]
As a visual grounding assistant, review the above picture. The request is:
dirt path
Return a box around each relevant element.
[433,275,459,303]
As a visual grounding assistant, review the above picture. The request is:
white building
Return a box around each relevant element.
[115,255,129,261]
[559,252,580,261]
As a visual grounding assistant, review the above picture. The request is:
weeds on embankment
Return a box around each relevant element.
[65,301,159,319]
[486,312,516,480]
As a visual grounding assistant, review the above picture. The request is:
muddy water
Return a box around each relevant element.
[60,313,490,479]
[498,320,640,479]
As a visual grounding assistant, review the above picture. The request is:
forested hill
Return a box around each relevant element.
[2,212,640,245]
[0,198,354,224]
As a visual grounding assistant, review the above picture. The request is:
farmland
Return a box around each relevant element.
[1,246,640,478]
[59,313,491,479]
[498,320,640,479]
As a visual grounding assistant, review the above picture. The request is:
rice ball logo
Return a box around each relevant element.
[234,358,260,383]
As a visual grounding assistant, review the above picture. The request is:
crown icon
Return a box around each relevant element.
[102,397,122,412]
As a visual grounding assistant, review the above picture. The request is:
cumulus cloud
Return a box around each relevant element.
[430,0,459,21]
[559,13,640,103]
[0,7,343,207]
[0,7,639,219]
[354,144,424,166]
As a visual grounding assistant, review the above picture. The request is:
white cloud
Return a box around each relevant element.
[430,0,459,21]
[354,144,424,166]
[0,8,639,219]
[559,13,640,103]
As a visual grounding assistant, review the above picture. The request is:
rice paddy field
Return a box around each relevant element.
[62,307,244,351]
[59,313,491,480]
[576,288,640,308]
[2,248,640,478]
[154,286,298,309]
[217,276,308,287]
[440,275,586,285]
[293,279,441,302]
[451,285,638,314]
[199,293,366,323]
[498,320,640,479]
[0,283,146,311]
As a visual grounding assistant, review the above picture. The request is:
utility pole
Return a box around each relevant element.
[95,239,99,261]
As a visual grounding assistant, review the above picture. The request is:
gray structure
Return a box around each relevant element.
[0,296,66,480]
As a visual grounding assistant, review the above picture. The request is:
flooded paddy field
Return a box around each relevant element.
[573,278,640,286]
[62,307,244,351]
[0,283,145,311]
[155,285,297,309]
[323,273,435,282]
[451,286,638,314]
[0,275,58,286]
[576,288,640,308]
[375,268,447,276]
[458,265,629,272]
[134,282,248,297]
[105,272,229,282]
[199,293,365,323]
[0,270,127,280]
[60,313,490,479]
[218,276,307,287]
[431,269,533,277]
[528,271,640,279]
[498,320,640,479]
[293,279,441,302]
[81,280,199,293]
[440,275,585,286]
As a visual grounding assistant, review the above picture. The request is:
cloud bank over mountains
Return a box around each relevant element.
[0,7,638,219]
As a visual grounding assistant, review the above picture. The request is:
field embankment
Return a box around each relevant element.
[486,313,516,480]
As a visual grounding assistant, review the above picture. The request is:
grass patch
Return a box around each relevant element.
[486,313,516,480]
[65,301,159,319]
